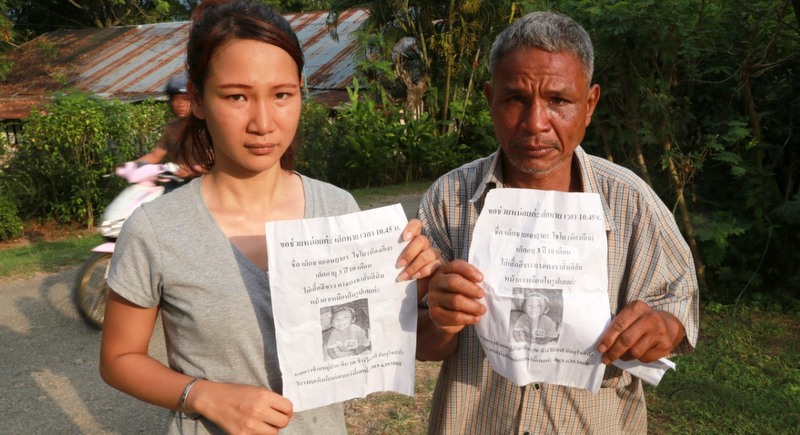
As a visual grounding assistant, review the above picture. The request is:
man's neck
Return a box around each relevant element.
[502,157,583,192]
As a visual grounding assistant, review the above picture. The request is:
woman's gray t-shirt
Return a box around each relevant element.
[108,175,358,434]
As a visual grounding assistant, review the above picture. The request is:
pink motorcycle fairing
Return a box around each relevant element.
[91,242,116,253]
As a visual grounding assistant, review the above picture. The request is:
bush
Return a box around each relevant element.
[299,79,482,189]
[297,98,335,181]
[0,92,169,228]
[0,191,23,241]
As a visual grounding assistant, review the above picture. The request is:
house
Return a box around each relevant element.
[0,8,368,145]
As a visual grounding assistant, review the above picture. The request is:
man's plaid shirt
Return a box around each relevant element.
[418,146,699,434]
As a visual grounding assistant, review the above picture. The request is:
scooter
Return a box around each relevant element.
[74,162,180,329]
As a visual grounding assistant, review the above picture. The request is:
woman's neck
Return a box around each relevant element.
[203,168,294,213]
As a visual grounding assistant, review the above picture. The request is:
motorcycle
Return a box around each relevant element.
[74,162,180,329]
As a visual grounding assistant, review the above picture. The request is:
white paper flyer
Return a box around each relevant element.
[265,204,417,411]
[469,188,610,391]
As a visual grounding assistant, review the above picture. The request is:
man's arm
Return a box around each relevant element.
[416,260,486,361]
[136,146,168,164]
[598,177,699,363]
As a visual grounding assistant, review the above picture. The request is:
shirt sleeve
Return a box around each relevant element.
[418,179,455,262]
[107,206,164,308]
[626,189,700,355]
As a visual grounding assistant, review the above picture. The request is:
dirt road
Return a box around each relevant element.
[0,195,422,433]
[0,268,170,433]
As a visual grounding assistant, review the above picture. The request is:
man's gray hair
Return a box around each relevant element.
[488,11,594,84]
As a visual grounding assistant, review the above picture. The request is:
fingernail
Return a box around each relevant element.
[396,258,408,268]
[403,231,412,241]
[395,272,409,282]
[597,344,606,353]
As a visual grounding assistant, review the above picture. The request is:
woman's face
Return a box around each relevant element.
[192,38,301,175]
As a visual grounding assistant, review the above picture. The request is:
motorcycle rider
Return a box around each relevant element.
[136,72,198,186]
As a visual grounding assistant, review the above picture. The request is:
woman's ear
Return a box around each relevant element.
[188,81,205,120]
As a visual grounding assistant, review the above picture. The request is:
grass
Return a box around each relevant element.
[0,232,102,280]
[349,181,432,208]
[645,305,800,434]
[345,361,440,434]
[343,306,800,434]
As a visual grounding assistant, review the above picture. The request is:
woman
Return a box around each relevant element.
[99,1,439,433]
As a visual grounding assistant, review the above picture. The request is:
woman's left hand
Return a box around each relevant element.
[395,219,442,282]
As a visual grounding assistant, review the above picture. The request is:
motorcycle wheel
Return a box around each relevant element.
[74,251,113,330]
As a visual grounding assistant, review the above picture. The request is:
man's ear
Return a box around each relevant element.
[188,81,205,120]
[585,84,600,127]
[484,81,494,104]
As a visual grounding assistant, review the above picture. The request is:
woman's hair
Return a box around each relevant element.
[488,11,594,85]
[175,0,305,174]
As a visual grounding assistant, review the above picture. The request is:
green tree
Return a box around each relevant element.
[328,0,515,132]
[258,0,332,12]
[0,0,17,80]
[5,0,190,40]
[561,0,799,303]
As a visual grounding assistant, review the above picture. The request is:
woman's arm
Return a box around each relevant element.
[100,290,294,433]
[100,290,189,410]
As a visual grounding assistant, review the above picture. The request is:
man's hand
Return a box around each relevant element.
[597,300,686,365]
[417,259,486,361]
[426,260,487,335]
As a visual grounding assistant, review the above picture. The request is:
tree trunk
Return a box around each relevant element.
[440,0,457,129]
[623,84,653,186]
[740,67,764,171]
[662,139,707,289]
[630,132,653,187]
[593,122,615,163]
[395,56,429,119]
[457,47,482,135]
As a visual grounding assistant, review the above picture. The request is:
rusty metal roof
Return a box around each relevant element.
[0,9,368,119]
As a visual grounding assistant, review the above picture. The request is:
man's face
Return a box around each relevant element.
[169,94,192,118]
[485,47,599,190]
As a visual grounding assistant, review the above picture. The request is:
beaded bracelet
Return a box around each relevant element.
[180,377,202,420]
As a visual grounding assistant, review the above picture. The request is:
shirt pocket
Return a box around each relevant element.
[600,364,633,389]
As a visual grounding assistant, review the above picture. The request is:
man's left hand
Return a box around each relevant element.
[597,300,686,365]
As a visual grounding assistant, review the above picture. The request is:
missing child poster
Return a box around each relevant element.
[469,188,610,391]
[266,204,417,412]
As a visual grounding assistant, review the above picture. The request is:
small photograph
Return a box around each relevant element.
[509,288,563,345]
[321,298,372,360]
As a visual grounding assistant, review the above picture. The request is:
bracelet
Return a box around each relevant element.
[180,377,203,420]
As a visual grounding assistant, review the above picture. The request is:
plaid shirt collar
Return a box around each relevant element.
[469,146,618,233]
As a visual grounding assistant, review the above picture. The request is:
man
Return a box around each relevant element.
[138,73,191,164]
[137,72,196,184]
[416,11,699,434]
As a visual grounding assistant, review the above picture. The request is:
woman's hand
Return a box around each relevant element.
[395,218,442,282]
[188,381,294,435]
